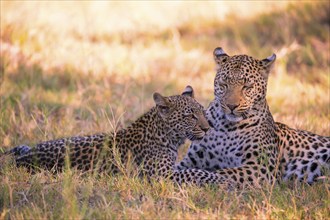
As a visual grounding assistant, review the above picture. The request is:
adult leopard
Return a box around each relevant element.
[177,48,330,186]
[5,86,225,185]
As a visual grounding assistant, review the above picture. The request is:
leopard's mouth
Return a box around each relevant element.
[187,129,207,141]
[218,101,247,123]
[187,135,204,141]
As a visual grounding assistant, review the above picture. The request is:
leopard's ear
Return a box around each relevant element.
[260,53,276,78]
[213,47,229,69]
[181,85,194,98]
[153,92,171,115]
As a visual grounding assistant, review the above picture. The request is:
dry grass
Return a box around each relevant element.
[0,1,329,219]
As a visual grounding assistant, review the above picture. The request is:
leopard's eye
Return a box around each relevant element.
[243,84,254,91]
[217,83,227,95]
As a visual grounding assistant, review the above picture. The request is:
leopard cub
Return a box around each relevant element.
[6,86,226,185]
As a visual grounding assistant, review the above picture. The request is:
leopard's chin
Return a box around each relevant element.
[225,113,243,123]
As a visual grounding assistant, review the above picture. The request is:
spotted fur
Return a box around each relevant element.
[276,122,329,182]
[177,48,330,186]
[6,86,227,185]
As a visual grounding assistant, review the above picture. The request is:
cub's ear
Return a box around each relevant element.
[153,92,171,115]
[181,85,194,98]
[260,53,276,78]
[213,47,229,69]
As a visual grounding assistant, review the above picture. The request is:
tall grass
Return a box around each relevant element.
[0,1,329,219]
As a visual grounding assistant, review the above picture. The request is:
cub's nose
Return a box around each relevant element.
[201,126,210,133]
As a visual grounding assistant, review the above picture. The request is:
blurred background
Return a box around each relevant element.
[0,1,329,147]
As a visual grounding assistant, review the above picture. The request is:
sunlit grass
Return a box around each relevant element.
[1,166,329,219]
[0,1,329,219]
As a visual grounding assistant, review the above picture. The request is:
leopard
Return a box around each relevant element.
[4,86,229,186]
[176,47,330,186]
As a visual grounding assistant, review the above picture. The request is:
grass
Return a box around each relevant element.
[0,1,329,219]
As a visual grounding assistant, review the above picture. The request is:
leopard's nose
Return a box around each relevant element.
[227,104,239,111]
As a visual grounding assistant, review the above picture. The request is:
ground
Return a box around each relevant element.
[0,1,329,219]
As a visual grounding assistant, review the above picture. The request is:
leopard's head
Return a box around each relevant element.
[212,47,276,122]
[153,86,210,141]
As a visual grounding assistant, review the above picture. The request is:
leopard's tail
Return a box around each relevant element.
[0,145,32,171]
[4,145,31,157]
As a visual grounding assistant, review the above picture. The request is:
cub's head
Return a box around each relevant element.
[213,47,276,122]
[153,86,209,141]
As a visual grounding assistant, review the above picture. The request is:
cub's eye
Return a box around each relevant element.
[183,113,192,117]
[183,113,197,119]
